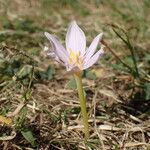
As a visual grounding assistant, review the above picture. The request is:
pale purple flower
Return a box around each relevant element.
[44,21,104,72]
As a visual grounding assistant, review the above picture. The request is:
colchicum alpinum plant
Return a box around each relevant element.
[44,21,104,139]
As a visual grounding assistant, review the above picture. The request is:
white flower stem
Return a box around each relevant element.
[74,72,89,139]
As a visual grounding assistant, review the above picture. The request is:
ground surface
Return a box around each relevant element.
[0,0,150,149]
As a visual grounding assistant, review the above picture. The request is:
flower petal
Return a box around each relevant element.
[66,21,86,55]
[83,48,104,70]
[45,32,69,64]
[46,51,66,65]
[84,33,103,63]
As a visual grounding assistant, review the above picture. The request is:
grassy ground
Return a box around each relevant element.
[0,0,150,149]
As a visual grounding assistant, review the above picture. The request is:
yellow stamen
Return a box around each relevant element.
[69,49,83,68]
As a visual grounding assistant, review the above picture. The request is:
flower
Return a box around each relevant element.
[44,21,104,72]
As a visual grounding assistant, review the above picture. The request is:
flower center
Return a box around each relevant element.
[69,49,83,68]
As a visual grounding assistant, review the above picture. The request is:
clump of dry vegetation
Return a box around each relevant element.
[0,0,150,149]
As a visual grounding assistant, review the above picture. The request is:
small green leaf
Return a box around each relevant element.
[16,65,32,79]
[15,107,27,129]
[66,77,77,89]
[84,70,97,80]
[38,65,55,80]
[144,54,150,65]
[21,128,36,147]
[145,83,150,100]
[46,65,55,80]
[124,56,134,67]
[15,19,36,33]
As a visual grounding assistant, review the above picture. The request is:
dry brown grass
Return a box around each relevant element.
[0,0,150,149]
